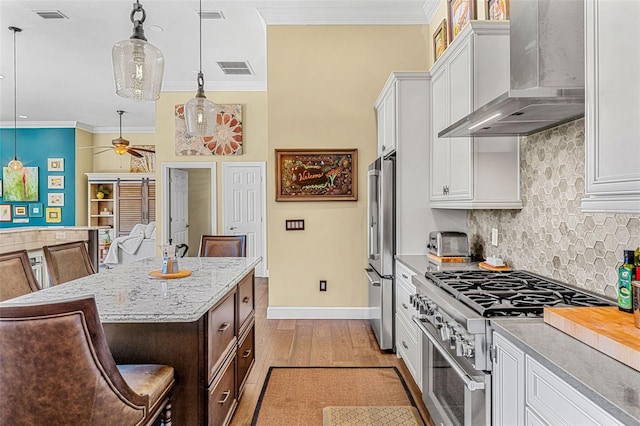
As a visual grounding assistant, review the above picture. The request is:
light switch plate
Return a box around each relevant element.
[491,228,498,246]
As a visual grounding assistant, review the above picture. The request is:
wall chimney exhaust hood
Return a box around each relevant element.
[439,0,584,138]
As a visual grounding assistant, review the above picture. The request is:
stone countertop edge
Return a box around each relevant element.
[0,226,104,234]
[491,318,640,425]
[0,257,261,324]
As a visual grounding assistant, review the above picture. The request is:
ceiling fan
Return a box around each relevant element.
[85,110,156,158]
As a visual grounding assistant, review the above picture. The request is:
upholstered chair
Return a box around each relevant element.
[0,296,174,425]
[43,241,96,285]
[0,250,40,302]
[199,235,247,257]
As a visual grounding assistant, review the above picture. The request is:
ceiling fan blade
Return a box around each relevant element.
[130,147,156,154]
[79,145,114,150]
[94,149,114,155]
[127,148,143,158]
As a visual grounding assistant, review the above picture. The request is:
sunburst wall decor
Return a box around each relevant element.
[174,104,243,155]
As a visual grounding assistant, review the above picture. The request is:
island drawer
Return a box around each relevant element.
[207,352,237,426]
[237,272,254,335]
[237,319,255,397]
[208,290,237,384]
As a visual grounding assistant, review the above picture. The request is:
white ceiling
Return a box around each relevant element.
[0,0,436,132]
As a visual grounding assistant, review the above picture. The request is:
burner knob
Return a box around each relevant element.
[455,336,464,356]
[463,340,475,358]
[433,312,443,327]
[440,322,450,341]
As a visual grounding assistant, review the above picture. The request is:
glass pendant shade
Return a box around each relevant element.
[8,158,23,171]
[112,1,164,101]
[184,87,218,137]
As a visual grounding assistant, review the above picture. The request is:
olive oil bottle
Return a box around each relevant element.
[618,250,635,313]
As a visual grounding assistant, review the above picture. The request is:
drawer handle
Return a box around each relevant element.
[242,296,250,303]
[402,303,409,310]
[402,341,409,350]
[218,390,231,404]
[402,274,409,279]
[218,322,231,332]
[242,349,252,358]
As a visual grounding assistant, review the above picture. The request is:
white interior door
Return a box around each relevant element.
[169,168,189,247]
[222,163,267,277]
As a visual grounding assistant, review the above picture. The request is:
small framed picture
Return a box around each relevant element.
[29,203,43,217]
[13,205,28,217]
[486,0,509,20]
[0,204,11,222]
[0,179,3,197]
[448,0,476,42]
[433,19,449,62]
[48,193,65,207]
[46,207,61,223]
[47,158,64,172]
[48,175,65,189]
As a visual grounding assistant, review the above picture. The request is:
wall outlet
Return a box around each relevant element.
[491,228,499,247]
[319,280,327,291]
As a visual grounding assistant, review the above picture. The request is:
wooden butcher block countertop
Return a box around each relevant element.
[544,306,640,372]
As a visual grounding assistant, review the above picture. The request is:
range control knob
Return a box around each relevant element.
[463,341,475,358]
[455,336,464,356]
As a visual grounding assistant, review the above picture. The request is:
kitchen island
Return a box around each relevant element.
[2,256,261,425]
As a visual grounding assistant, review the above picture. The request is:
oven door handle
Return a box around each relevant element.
[365,268,381,287]
[413,317,485,392]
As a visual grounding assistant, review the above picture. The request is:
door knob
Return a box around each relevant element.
[230,226,237,230]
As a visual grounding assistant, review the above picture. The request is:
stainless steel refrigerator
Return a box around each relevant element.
[365,155,395,351]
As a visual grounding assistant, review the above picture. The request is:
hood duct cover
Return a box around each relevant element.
[439,0,585,138]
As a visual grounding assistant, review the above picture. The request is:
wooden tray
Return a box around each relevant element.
[427,253,471,263]
[148,269,192,279]
[544,306,640,372]
[479,261,511,271]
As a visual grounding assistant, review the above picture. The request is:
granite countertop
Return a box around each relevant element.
[0,226,103,234]
[492,318,640,425]
[1,257,261,323]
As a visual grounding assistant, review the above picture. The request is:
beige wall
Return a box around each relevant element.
[91,133,157,173]
[75,128,93,226]
[267,25,429,307]
[187,168,212,255]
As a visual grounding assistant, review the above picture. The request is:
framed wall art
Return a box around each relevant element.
[448,0,476,42]
[46,207,62,223]
[486,0,509,20]
[47,158,64,172]
[48,175,65,189]
[13,205,28,217]
[433,19,449,62]
[2,167,39,201]
[175,104,244,156]
[0,204,11,222]
[275,149,357,201]
[48,193,65,207]
[0,179,2,197]
[29,203,43,218]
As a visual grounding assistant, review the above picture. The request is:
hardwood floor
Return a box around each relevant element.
[230,278,433,426]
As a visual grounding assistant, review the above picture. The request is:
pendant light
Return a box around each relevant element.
[184,0,217,137]
[7,26,23,171]
[112,0,164,101]
[113,111,130,155]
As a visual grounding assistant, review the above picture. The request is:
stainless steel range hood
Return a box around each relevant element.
[439,0,584,138]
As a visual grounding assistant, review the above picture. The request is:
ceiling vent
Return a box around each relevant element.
[198,11,225,20]
[216,61,254,75]
[33,10,69,19]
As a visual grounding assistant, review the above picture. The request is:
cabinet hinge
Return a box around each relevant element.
[489,345,498,363]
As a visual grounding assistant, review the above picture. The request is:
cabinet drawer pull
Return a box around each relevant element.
[402,303,409,310]
[242,349,252,358]
[242,296,250,303]
[402,273,409,279]
[218,390,231,404]
[402,341,409,350]
[218,322,231,332]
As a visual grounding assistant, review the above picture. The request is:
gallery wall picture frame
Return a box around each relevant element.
[47,158,64,172]
[0,179,2,197]
[275,149,358,201]
[48,175,64,189]
[486,0,509,20]
[0,204,12,222]
[13,205,28,217]
[2,167,39,202]
[447,0,476,42]
[29,203,43,218]
[48,193,65,207]
[46,207,62,223]
[433,18,449,62]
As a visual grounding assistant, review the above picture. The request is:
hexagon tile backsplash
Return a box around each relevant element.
[468,118,640,299]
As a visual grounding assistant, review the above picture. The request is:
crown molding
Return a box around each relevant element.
[162,80,267,92]
[91,126,156,134]
[422,0,440,24]
[0,121,80,129]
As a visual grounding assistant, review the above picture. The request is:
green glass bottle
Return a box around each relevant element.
[618,250,635,313]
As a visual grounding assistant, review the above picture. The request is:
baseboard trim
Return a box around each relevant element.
[267,306,373,320]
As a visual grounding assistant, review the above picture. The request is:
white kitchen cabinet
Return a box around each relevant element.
[582,0,640,213]
[429,21,521,209]
[395,260,421,390]
[492,331,525,426]
[375,82,396,157]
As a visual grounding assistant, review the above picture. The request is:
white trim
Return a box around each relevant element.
[267,306,373,320]
[423,0,440,24]
[161,80,267,92]
[222,162,268,277]
[161,162,218,248]
[91,126,156,134]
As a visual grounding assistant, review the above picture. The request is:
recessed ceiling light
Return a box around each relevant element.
[148,25,164,32]
[19,115,27,119]
[0,74,5,79]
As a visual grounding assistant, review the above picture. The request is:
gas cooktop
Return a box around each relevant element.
[424,270,614,317]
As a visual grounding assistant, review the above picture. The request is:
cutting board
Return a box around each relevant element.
[544,306,640,372]
[148,269,192,279]
[479,261,511,271]
[427,253,471,263]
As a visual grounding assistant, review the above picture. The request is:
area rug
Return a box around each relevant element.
[250,366,425,426]
[322,406,423,426]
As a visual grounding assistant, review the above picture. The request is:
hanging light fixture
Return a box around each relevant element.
[7,26,23,171]
[113,111,130,155]
[112,0,164,101]
[184,0,217,137]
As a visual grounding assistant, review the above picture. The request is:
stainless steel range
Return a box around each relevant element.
[411,269,614,426]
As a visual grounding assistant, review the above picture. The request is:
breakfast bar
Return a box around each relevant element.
[2,256,261,425]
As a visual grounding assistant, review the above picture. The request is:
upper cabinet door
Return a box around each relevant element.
[375,82,397,157]
[582,0,640,213]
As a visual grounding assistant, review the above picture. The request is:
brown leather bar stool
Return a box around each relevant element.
[0,296,174,426]
[199,235,247,257]
[0,250,40,301]
[43,241,96,285]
